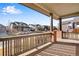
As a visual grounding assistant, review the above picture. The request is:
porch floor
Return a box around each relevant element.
[30,42,78,56]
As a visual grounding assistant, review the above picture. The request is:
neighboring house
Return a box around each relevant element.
[8,22,30,33]
[29,24,50,31]
[8,22,50,34]
[35,24,42,31]
[62,20,73,32]
[62,17,79,32]
[0,24,6,35]
[43,25,50,31]
[40,25,50,31]
[29,24,43,31]
[29,24,36,31]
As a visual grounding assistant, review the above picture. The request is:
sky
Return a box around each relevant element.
[0,3,59,26]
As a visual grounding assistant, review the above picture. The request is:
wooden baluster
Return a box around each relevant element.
[30,37,32,49]
[23,38,25,51]
[46,34,48,43]
[15,38,18,55]
[13,40,15,56]
[42,35,44,44]
[17,38,20,55]
[17,38,19,53]
[28,37,30,50]
[27,37,29,50]
[40,35,42,45]
[10,40,12,56]
[14,39,16,55]
[24,38,26,51]
[15,39,17,55]
[43,34,44,44]
[25,37,27,51]
[37,36,39,46]
[38,36,40,46]
[2,41,5,56]
[32,36,34,48]
[20,38,22,53]
[18,38,20,54]
[45,34,46,42]
[35,36,38,47]
[14,39,17,55]
[5,40,7,56]
[42,35,43,44]
[25,37,28,51]
[76,33,78,40]
[8,40,9,56]
[30,36,34,49]
[34,36,36,47]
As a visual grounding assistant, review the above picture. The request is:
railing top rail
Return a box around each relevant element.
[0,31,53,41]
[63,32,79,34]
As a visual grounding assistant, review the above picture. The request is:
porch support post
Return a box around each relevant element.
[59,18,63,39]
[50,13,55,42]
[72,22,75,29]
[50,13,53,31]
[59,18,62,31]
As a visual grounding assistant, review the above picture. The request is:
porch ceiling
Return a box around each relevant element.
[21,3,79,20]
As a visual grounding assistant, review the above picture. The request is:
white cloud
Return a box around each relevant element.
[2,6,22,14]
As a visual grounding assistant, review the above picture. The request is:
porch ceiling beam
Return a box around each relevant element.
[60,12,79,19]
[21,3,60,19]
[21,3,50,16]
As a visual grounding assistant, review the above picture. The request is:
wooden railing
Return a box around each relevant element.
[62,32,79,40]
[0,32,53,56]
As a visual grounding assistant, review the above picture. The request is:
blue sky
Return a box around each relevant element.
[0,3,59,26]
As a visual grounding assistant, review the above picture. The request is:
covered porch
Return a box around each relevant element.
[0,3,79,56]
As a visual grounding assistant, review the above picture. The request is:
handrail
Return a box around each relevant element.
[63,32,79,34]
[0,32,53,56]
[0,32,52,40]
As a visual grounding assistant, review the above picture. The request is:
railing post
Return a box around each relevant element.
[54,31,57,42]
[2,41,5,56]
[51,31,57,43]
[53,30,62,42]
[72,22,75,29]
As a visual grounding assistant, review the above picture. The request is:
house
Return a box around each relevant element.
[0,24,6,35]
[62,17,79,32]
[8,22,30,33]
